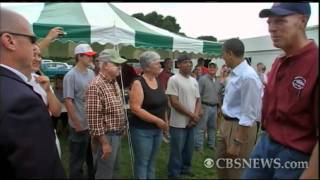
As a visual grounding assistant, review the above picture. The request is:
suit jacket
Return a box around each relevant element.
[0,66,65,178]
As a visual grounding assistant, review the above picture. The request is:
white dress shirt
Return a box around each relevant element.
[0,64,29,82]
[222,60,263,127]
[29,73,48,105]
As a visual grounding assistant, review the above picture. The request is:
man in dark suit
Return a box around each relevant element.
[0,8,65,178]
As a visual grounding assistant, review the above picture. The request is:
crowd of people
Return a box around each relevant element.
[0,2,318,179]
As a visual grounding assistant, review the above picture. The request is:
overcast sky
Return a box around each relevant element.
[112,2,319,40]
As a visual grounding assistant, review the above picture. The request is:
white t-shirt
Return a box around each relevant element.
[28,73,61,158]
[166,72,200,128]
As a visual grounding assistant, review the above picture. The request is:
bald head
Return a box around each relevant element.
[0,7,35,79]
[0,7,33,36]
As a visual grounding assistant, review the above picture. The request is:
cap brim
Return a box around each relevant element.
[82,52,97,56]
[110,57,127,64]
[259,7,296,18]
[177,59,190,63]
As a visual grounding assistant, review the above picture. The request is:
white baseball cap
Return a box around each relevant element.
[74,44,96,56]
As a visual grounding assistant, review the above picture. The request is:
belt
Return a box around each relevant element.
[222,114,239,121]
[201,101,217,107]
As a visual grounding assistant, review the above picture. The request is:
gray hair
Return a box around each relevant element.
[97,56,111,69]
[98,61,107,69]
[139,51,160,70]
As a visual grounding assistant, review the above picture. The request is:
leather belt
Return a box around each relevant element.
[222,114,239,121]
[201,101,217,107]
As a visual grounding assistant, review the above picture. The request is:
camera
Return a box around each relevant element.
[58,31,67,38]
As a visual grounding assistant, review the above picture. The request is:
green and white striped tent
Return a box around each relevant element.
[1,2,222,57]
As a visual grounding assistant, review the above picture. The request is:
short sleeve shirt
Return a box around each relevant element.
[63,67,95,129]
[166,72,200,128]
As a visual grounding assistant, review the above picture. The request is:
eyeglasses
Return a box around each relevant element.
[0,31,37,44]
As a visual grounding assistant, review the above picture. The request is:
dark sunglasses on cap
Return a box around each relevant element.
[0,31,37,44]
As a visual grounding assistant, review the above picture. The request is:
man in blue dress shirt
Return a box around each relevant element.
[215,38,263,179]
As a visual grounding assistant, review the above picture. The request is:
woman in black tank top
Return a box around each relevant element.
[129,51,169,179]
[130,76,167,128]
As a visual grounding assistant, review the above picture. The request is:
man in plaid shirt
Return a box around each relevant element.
[85,49,127,179]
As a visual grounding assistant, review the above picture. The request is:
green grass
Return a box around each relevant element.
[58,132,217,179]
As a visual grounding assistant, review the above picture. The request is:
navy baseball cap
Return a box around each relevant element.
[259,3,311,18]
[177,54,191,62]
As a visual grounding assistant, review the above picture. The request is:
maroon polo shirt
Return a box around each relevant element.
[262,40,319,154]
[158,70,174,91]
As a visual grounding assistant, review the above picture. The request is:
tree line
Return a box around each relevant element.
[132,11,217,42]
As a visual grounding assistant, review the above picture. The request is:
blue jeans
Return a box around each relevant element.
[242,131,310,179]
[130,127,163,179]
[195,104,217,150]
[92,133,121,179]
[68,127,93,179]
[168,127,195,177]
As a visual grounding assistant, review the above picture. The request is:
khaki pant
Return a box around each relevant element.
[215,118,258,179]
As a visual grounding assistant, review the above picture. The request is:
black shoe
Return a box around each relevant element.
[181,171,195,177]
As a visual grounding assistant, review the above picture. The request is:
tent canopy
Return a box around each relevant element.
[1,3,221,56]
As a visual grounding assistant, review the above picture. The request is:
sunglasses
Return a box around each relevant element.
[0,31,37,44]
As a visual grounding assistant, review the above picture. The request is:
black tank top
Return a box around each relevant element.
[130,76,167,129]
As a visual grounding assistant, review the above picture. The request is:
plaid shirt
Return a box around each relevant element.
[86,73,126,136]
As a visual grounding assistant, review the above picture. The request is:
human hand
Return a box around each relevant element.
[101,143,112,160]
[190,113,200,123]
[163,121,170,135]
[227,141,242,158]
[121,128,128,138]
[156,119,169,132]
[36,75,51,92]
[198,107,203,117]
[163,129,169,137]
[186,120,197,128]
[46,27,64,41]
[217,107,222,117]
[74,122,84,133]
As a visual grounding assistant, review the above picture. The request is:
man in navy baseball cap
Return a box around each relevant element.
[243,2,318,179]
[259,2,311,18]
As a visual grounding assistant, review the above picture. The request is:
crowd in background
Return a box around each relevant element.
[0,2,318,179]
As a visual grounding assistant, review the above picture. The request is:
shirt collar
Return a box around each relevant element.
[99,72,115,84]
[0,64,29,82]
[278,40,316,60]
[178,71,191,79]
[206,74,216,80]
[231,60,248,76]
[31,72,39,81]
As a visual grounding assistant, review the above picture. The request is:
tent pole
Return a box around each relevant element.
[119,64,135,178]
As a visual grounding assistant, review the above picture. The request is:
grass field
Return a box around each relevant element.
[58,131,217,179]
